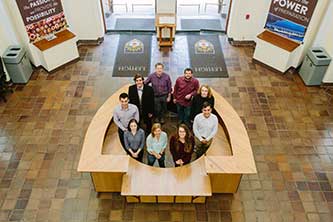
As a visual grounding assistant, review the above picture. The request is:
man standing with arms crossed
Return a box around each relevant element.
[145,63,172,124]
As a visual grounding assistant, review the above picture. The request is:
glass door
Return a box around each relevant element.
[102,0,155,31]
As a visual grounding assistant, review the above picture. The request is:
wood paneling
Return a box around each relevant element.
[140,196,157,203]
[209,174,242,193]
[158,196,174,203]
[175,196,192,203]
[91,172,124,192]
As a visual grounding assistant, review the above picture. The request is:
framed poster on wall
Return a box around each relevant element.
[264,0,318,42]
[16,0,68,43]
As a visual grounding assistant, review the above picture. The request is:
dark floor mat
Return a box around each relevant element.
[187,34,228,78]
[181,19,223,31]
[114,18,155,31]
[112,34,152,77]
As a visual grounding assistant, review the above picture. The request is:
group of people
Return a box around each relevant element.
[113,63,218,167]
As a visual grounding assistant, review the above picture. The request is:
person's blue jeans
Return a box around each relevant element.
[176,104,191,126]
[147,153,165,167]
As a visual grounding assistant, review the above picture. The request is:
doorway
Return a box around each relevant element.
[177,0,230,31]
[102,0,156,31]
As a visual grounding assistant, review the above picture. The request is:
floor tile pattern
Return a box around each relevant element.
[0,34,332,221]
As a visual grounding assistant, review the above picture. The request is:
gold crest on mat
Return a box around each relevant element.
[124,39,144,54]
[195,39,215,55]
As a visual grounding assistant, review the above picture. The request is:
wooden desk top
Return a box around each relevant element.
[121,157,211,196]
[77,84,257,176]
[33,29,76,51]
[257,30,300,52]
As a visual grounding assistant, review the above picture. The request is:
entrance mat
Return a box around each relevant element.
[113,34,152,77]
[115,18,155,31]
[181,19,223,31]
[187,34,228,78]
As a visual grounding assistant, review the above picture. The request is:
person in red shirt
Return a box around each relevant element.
[169,124,194,167]
[173,68,199,126]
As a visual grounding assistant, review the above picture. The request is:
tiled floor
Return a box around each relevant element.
[0,33,333,221]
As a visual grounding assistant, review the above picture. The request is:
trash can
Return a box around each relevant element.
[299,47,331,86]
[2,45,33,84]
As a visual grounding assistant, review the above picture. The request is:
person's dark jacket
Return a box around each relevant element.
[128,84,154,117]
[190,95,215,120]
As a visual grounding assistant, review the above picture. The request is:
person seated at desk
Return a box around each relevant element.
[128,74,154,134]
[124,119,145,162]
[146,123,167,167]
[191,84,215,121]
[113,93,139,148]
[193,102,218,159]
[170,124,194,167]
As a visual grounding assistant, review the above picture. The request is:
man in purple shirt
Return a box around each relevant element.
[145,63,172,124]
[173,68,199,126]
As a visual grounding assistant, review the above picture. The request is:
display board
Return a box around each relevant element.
[265,0,318,42]
[16,0,68,43]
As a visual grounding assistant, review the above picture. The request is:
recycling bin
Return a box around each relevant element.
[299,47,331,86]
[2,45,33,84]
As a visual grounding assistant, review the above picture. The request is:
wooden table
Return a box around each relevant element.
[77,84,257,203]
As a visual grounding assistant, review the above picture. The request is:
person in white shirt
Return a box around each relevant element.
[193,102,218,159]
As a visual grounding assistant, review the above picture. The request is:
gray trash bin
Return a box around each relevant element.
[2,45,33,84]
[299,47,331,86]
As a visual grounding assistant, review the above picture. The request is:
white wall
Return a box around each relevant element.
[227,0,330,73]
[289,0,330,67]
[0,1,20,80]
[4,0,43,66]
[62,0,104,40]
[1,0,105,69]
[313,0,333,83]
[227,0,270,41]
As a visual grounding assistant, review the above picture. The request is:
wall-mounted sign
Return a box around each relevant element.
[265,0,318,42]
[16,0,68,43]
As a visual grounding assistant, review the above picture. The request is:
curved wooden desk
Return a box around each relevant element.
[78,84,257,203]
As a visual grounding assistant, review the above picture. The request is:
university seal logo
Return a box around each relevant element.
[124,39,144,54]
[194,39,215,54]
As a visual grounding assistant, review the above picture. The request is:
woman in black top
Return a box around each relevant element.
[191,85,215,120]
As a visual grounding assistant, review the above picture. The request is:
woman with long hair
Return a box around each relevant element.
[124,119,145,162]
[146,123,167,167]
[191,85,215,121]
[169,124,194,167]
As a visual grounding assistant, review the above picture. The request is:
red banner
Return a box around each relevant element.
[16,0,68,43]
